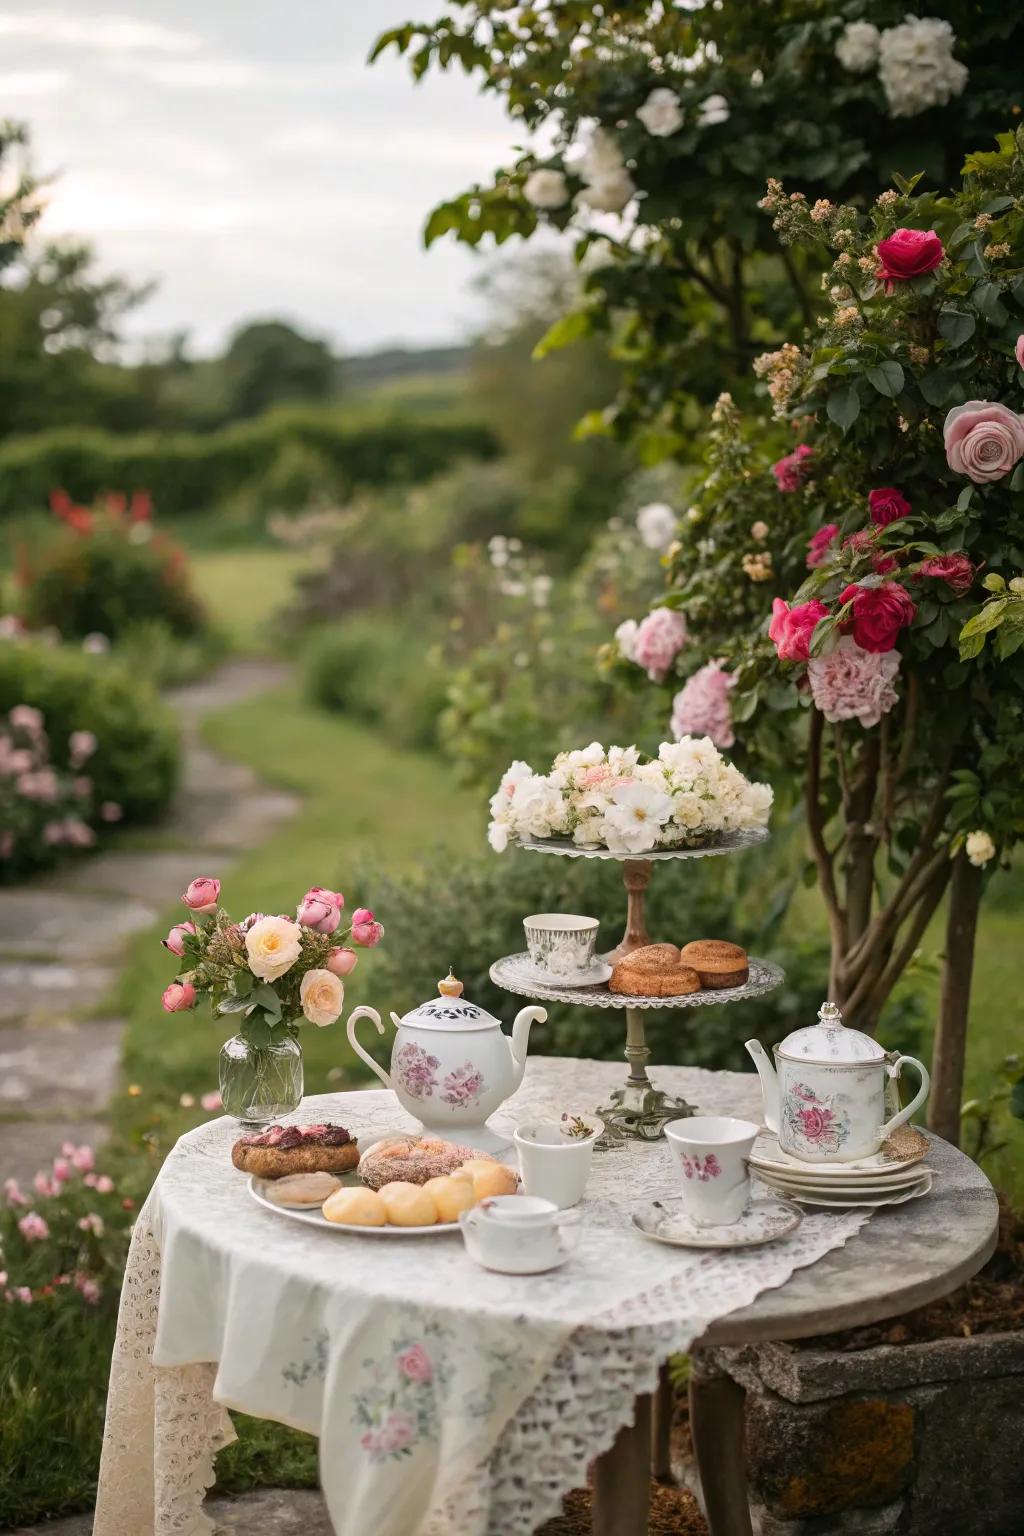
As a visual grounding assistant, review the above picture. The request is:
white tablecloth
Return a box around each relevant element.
[94,1059,870,1536]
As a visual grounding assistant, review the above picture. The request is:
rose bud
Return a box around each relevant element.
[162,921,197,957]
[326,946,358,977]
[296,887,343,934]
[162,981,197,1013]
[350,908,384,947]
[181,877,221,914]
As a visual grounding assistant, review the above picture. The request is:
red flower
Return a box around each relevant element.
[839,582,916,653]
[806,524,839,569]
[771,443,813,493]
[917,553,974,596]
[769,598,828,662]
[842,530,898,575]
[799,1106,833,1141]
[875,229,944,290]
[868,487,911,528]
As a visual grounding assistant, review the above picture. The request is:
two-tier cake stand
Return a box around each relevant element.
[489,830,784,1140]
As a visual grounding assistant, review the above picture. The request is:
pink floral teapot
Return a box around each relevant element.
[347,971,546,1152]
[745,1002,930,1163]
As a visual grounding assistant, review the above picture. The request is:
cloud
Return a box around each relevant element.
[110,57,267,90]
[0,68,69,95]
[0,9,201,53]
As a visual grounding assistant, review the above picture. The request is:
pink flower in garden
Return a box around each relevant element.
[916,553,975,595]
[326,946,358,977]
[52,1158,71,1183]
[181,876,221,914]
[632,607,688,680]
[397,1343,433,1383]
[78,1213,104,1235]
[12,1286,33,1304]
[807,637,900,728]
[70,1144,95,1173]
[18,769,59,803]
[9,705,44,735]
[670,660,737,749]
[350,909,384,947]
[839,582,915,653]
[95,1174,114,1194]
[806,524,839,569]
[0,831,14,859]
[875,229,944,289]
[4,1178,28,1206]
[200,1091,223,1112]
[179,1092,196,1108]
[842,530,898,575]
[61,817,96,849]
[768,598,828,663]
[18,1211,49,1242]
[68,730,97,768]
[33,1172,57,1198]
[1016,335,1024,370]
[162,921,198,957]
[296,886,344,934]
[162,981,197,1013]
[943,400,1024,483]
[771,443,813,492]
[99,802,123,822]
[75,1274,101,1305]
[868,487,911,527]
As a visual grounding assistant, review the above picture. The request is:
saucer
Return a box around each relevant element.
[631,1196,802,1250]
[514,956,614,988]
[755,1170,933,1210]
[750,1129,927,1180]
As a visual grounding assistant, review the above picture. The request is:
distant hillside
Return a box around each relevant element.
[342,345,470,389]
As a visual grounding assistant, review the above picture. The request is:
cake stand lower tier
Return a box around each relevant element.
[489,954,785,1140]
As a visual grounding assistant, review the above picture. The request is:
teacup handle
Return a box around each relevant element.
[879,1054,930,1139]
[554,1209,582,1255]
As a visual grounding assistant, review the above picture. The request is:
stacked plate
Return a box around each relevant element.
[749,1130,932,1209]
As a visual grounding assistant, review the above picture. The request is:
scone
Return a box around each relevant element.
[232,1123,359,1178]
[261,1171,342,1208]
[323,1186,387,1226]
[458,1159,519,1198]
[380,1181,439,1227]
[610,943,701,998]
[422,1175,477,1223]
[359,1135,490,1190]
[679,939,748,989]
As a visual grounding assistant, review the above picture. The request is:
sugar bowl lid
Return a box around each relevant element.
[398,970,500,1033]
[777,1000,886,1064]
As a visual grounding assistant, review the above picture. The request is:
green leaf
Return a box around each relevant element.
[1009,1078,1024,1121]
[826,383,860,432]
[1010,462,1024,492]
[532,308,593,360]
[937,308,976,348]
[244,1014,273,1048]
[956,485,974,513]
[251,982,283,1020]
[216,996,254,1015]
[892,170,924,196]
[918,369,961,407]
[973,280,1009,326]
[233,971,253,997]
[866,360,904,398]
[982,573,1006,592]
[959,598,1008,641]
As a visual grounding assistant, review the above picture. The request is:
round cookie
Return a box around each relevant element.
[422,1174,477,1223]
[322,1186,387,1226]
[678,939,748,989]
[380,1181,439,1227]
[262,1171,342,1208]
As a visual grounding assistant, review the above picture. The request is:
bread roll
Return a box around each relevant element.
[380,1181,439,1227]
[461,1160,519,1198]
[421,1174,477,1223]
[610,943,701,997]
[678,939,748,989]
[322,1186,387,1226]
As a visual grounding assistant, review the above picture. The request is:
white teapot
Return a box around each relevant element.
[346,971,546,1151]
[745,1001,929,1163]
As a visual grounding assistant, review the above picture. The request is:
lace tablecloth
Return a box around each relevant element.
[94,1058,870,1536]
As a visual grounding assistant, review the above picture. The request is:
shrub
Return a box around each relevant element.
[304,618,447,752]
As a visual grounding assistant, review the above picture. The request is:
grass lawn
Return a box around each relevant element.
[189,546,315,653]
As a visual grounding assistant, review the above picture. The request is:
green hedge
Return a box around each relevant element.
[0,409,499,519]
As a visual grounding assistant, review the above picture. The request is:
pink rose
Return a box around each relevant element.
[326,946,358,977]
[839,582,915,653]
[771,443,813,492]
[943,400,1024,483]
[76,1275,101,1305]
[18,1211,49,1242]
[52,1158,71,1182]
[100,802,123,822]
[95,1174,114,1194]
[916,553,974,595]
[297,887,344,934]
[181,876,221,914]
[806,524,839,569]
[397,1343,433,1382]
[768,598,828,662]
[200,1090,222,1112]
[162,981,197,1013]
[868,487,911,528]
[1016,335,1024,370]
[68,729,97,768]
[670,660,737,749]
[798,1107,828,1140]
[842,530,898,575]
[350,909,384,947]
[9,705,44,734]
[162,921,197,957]
[632,607,688,680]
[4,1178,28,1206]
[70,1144,95,1172]
[875,228,944,289]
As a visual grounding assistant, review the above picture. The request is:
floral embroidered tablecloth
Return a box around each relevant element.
[94,1059,870,1536]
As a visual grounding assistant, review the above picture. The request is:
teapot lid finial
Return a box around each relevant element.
[818,1000,843,1028]
[438,967,464,999]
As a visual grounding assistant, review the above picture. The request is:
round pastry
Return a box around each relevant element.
[322,1186,387,1226]
[232,1123,359,1179]
[458,1159,519,1198]
[359,1134,489,1190]
[380,1181,439,1227]
[421,1174,477,1223]
[261,1171,343,1208]
[610,944,701,998]
[678,939,748,990]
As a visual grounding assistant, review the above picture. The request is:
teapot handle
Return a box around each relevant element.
[345,1005,392,1090]
[879,1054,930,1140]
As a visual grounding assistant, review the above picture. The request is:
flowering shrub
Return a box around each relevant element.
[0,704,103,874]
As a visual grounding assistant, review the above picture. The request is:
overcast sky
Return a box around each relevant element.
[0,2,535,355]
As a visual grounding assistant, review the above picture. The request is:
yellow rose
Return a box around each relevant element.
[244,915,302,981]
[299,967,345,1027]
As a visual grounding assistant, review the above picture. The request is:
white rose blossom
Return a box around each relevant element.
[636,501,677,551]
[835,20,881,73]
[576,127,637,213]
[636,86,683,138]
[965,830,996,868]
[696,94,730,128]
[614,618,638,661]
[523,167,569,209]
[877,16,968,118]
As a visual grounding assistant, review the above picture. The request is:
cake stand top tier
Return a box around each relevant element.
[517,828,769,862]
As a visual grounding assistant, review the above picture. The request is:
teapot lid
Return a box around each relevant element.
[399,970,501,1033]
[777,1001,886,1064]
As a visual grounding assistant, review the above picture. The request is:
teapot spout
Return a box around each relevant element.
[745,1039,780,1134]
[510,1005,547,1085]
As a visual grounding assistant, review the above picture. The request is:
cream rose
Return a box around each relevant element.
[244,914,302,981]
[299,967,345,1027]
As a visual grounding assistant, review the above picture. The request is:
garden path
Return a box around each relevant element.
[0,660,299,1187]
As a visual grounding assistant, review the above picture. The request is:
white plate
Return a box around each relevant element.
[755,1171,934,1209]
[631,1196,802,1250]
[750,1129,927,1180]
[248,1175,461,1235]
[752,1161,928,1193]
[506,955,614,988]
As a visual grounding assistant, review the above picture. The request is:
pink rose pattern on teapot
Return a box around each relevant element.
[782,1081,851,1155]
[394,1042,485,1109]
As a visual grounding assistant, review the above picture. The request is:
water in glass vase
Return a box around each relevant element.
[219,1034,303,1126]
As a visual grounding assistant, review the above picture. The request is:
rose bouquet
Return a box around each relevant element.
[487,739,772,856]
[161,876,384,1122]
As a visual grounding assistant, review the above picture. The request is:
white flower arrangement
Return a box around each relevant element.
[487,739,772,856]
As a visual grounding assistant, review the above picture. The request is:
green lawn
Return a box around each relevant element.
[189,546,315,653]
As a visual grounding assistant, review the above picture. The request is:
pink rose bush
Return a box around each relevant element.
[806,524,839,569]
[631,607,688,680]
[771,443,813,492]
[670,660,737,748]
[868,487,911,527]
[807,638,901,727]
[769,598,828,662]
[2,1138,124,1309]
[1,705,99,878]
[838,582,915,653]
[943,400,1024,483]
[875,228,944,288]
[916,553,974,596]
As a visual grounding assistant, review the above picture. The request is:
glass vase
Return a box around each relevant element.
[219,1034,303,1127]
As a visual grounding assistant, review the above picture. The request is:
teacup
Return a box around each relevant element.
[514,1116,603,1208]
[664,1116,760,1227]
[459,1194,583,1273]
[523,914,599,978]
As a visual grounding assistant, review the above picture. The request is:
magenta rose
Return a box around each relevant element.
[943,400,1024,483]
[350,908,384,947]
[397,1343,433,1383]
[182,877,221,914]
[771,443,813,492]
[868,487,911,527]
[632,607,688,680]
[768,598,828,662]
[161,921,197,957]
[799,1106,829,1140]
[162,981,196,1013]
[916,553,974,595]
[839,582,915,653]
[297,886,343,934]
[326,946,358,977]
[1016,335,1024,370]
[875,228,944,289]
[806,524,839,569]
